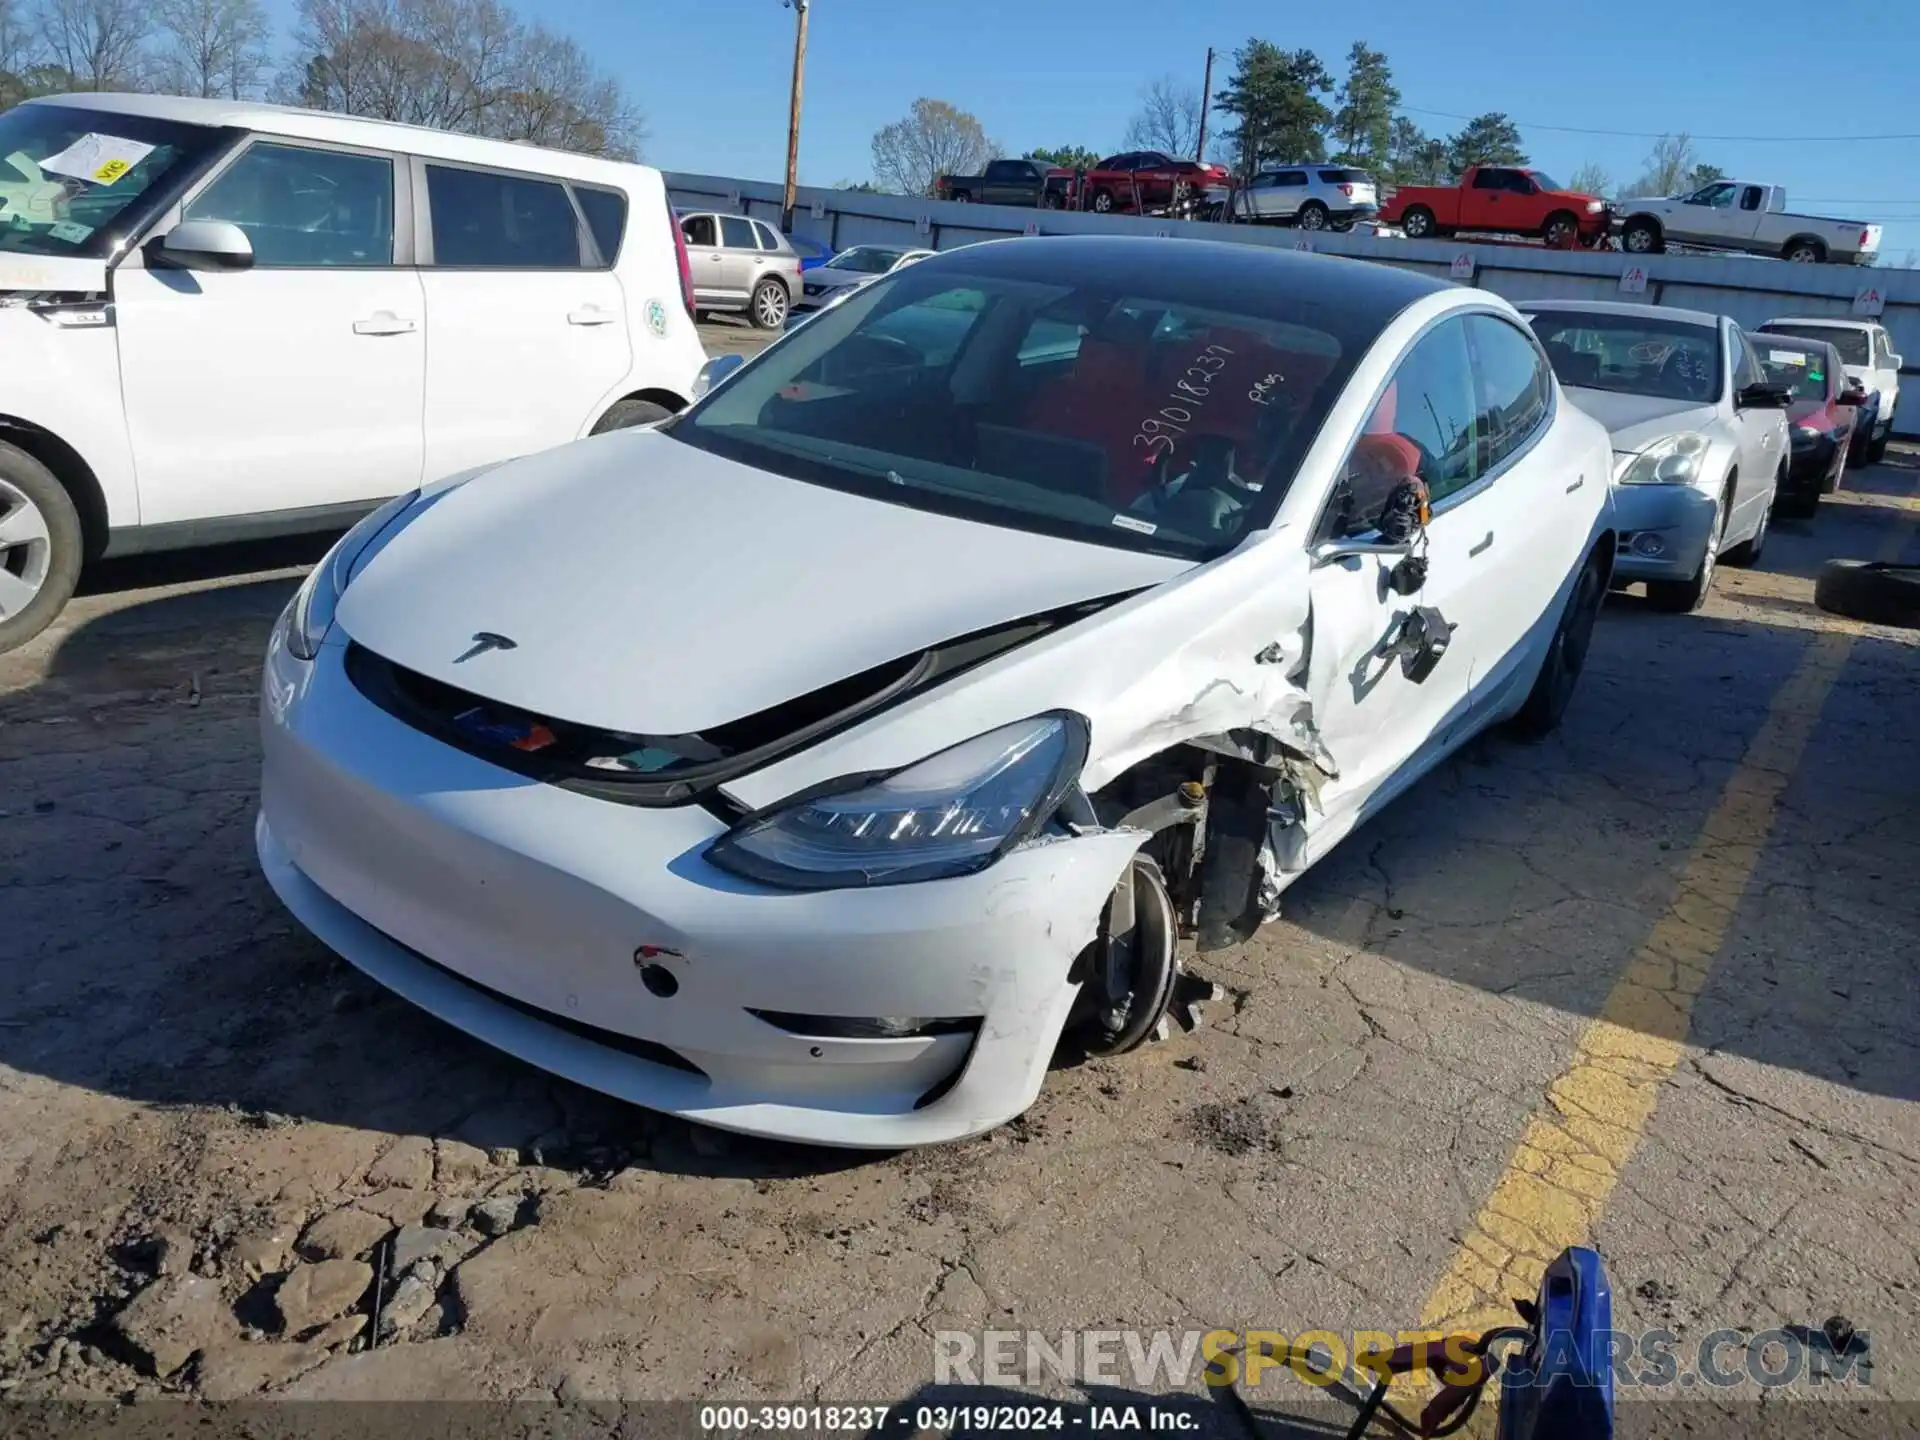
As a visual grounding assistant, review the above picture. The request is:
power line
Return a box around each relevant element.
[1398,104,1920,144]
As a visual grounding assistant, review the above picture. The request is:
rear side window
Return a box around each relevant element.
[1317,168,1367,184]
[1468,315,1552,472]
[751,219,781,251]
[427,165,581,268]
[719,215,755,249]
[574,185,626,264]
[1274,170,1307,187]
[188,142,393,267]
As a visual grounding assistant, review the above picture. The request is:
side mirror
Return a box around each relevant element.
[1839,386,1869,407]
[1311,534,1415,567]
[149,219,254,271]
[1889,353,1905,370]
[1737,380,1793,410]
[690,352,745,400]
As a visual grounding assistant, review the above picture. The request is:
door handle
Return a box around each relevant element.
[352,313,416,336]
[1469,531,1494,556]
[567,306,617,326]
[1565,476,1585,493]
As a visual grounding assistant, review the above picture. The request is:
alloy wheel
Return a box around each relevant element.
[754,284,788,329]
[0,477,52,621]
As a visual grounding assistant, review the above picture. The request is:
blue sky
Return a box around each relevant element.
[268,0,1920,261]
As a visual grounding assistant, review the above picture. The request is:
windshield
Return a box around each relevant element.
[1762,324,1869,366]
[0,103,225,259]
[672,260,1361,561]
[826,247,903,274]
[1526,310,1722,404]
[1758,343,1830,403]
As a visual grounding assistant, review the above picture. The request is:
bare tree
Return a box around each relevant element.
[2,0,38,82]
[1631,133,1697,196]
[33,0,152,89]
[152,0,270,98]
[280,0,644,158]
[870,97,991,197]
[1567,162,1612,199]
[1124,74,1202,158]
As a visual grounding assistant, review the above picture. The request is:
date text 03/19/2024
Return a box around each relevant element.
[698,1404,1199,1433]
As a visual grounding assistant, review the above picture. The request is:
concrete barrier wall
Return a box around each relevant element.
[667,171,1920,437]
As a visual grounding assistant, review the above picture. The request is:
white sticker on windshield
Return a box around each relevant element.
[39,133,156,186]
[48,220,92,243]
[1768,349,1805,366]
[1111,513,1159,535]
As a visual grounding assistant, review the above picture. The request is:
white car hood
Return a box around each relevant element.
[337,429,1191,735]
[0,250,108,295]
[1564,388,1719,454]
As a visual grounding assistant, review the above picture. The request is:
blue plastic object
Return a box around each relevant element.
[788,234,835,271]
[1497,1246,1615,1440]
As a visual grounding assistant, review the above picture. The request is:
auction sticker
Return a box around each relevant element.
[645,298,668,337]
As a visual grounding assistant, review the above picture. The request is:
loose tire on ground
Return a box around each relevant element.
[590,398,674,435]
[1813,560,1920,630]
[0,439,85,656]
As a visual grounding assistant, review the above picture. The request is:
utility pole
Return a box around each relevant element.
[1195,47,1215,163]
[781,0,810,232]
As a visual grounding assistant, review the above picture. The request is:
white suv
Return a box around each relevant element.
[0,92,708,652]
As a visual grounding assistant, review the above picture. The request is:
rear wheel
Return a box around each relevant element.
[748,278,789,330]
[1783,237,1825,263]
[0,441,84,656]
[1511,548,1607,738]
[1867,428,1890,465]
[1401,205,1437,239]
[1296,200,1329,231]
[1090,188,1115,214]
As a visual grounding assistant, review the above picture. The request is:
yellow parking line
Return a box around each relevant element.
[1417,496,1917,1338]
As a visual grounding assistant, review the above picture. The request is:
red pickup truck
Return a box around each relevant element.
[1378,165,1610,247]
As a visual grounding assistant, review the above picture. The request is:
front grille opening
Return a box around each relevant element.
[747,1010,980,1041]
[344,593,1132,809]
[346,640,924,802]
[400,944,708,1078]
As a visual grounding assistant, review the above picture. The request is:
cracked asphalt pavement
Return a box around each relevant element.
[0,389,1915,1430]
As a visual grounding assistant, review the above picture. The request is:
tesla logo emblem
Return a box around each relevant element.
[453,631,517,663]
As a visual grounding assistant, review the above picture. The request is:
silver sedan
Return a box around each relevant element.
[1519,300,1791,613]
[796,244,934,309]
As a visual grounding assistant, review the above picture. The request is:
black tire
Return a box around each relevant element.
[1401,205,1437,239]
[0,440,85,656]
[1510,548,1607,738]
[748,278,789,331]
[1296,200,1329,231]
[948,190,971,203]
[1867,429,1890,465]
[1621,217,1663,254]
[1783,237,1825,264]
[1813,560,1920,629]
[1043,190,1063,210]
[1542,211,1579,249]
[1090,188,1115,214]
[590,398,674,435]
[1778,486,1820,519]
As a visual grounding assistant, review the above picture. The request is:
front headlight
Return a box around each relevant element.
[1586,200,1604,213]
[707,713,1089,890]
[283,490,421,660]
[1615,432,1710,485]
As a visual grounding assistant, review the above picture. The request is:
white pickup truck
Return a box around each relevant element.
[1614,181,1881,265]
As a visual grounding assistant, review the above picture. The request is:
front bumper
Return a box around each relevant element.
[256,631,1143,1148]
[1608,481,1720,581]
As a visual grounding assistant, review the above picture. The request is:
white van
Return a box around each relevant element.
[0,93,707,651]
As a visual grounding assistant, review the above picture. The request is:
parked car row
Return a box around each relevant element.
[1517,303,1898,614]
